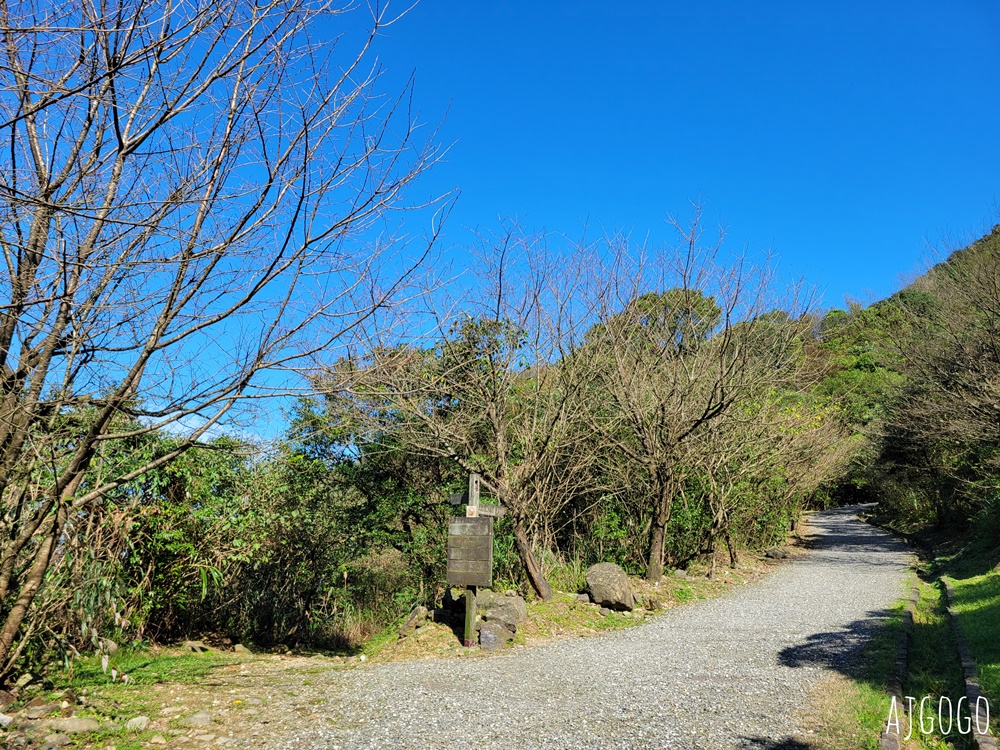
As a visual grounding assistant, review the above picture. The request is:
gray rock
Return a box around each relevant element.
[398,606,429,638]
[178,710,213,728]
[765,547,790,559]
[585,562,635,611]
[150,735,169,745]
[194,733,217,742]
[44,717,101,733]
[0,712,13,728]
[672,568,687,578]
[184,640,212,653]
[41,734,71,748]
[15,673,33,688]
[25,704,59,719]
[575,593,590,603]
[599,607,611,616]
[478,622,514,652]
[125,715,150,731]
[477,590,527,633]
[233,644,251,655]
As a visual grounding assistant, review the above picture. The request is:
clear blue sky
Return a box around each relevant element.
[362,0,999,308]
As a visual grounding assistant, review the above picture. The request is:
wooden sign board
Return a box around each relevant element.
[446,516,493,587]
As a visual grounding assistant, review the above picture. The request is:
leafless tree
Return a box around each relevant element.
[582,209,802,581]
[322,226,596,600]
[0,0,442,672]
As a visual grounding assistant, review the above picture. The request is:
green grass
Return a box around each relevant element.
[903,579,971,749]
[36,647,238,749]
[836,602,904,750]
[946,571,1000,736]
[814,580,972,750]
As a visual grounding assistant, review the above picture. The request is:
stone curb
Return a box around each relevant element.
[942,577,998,750]
[880,578,920,750]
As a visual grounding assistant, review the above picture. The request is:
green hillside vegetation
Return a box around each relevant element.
[2,223,999,692]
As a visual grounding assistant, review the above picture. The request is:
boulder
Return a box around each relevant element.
[478,622,514,652]
[184,640,212,653]
[585,563,634,611]
[476,590,527,633]
[765,547,789,559]
[575,593,590,604]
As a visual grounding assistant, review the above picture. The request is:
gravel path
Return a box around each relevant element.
[261,505,911,750]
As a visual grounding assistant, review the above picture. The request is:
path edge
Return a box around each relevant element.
[942,577,998,750]
[880,577,920,750]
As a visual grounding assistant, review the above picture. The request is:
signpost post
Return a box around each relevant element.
[445,473,506,646]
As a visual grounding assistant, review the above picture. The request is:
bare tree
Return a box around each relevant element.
[583,210,801,581]
[321,226,596,600]
[0,0,442,672]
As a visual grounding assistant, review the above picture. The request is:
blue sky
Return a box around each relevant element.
[358,0,1000,308]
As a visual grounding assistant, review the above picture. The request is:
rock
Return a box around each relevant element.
[25,704,59,719]
[0,712,13,727]
[232,644,251,655]
[478,622,514,652]
[0,690,16,710]
[358,654,367,662]
[765,547,790,559]
[672,568,687,578]
[44,717,101,733]
[125,716,150,731]
[647,598,663,611]
[150,736,168,745]
[398,606,429,638]
[178,710,213,728]
[15,673,33,688]
[194,733,217,742]
[476,590,527,633]
[99,638,119,655]
[575,593,590,603]
[184,640,212,653]
[41,734,71,747]
[585,562,634,611]
[600,607,611,616]
[504,589,518,597]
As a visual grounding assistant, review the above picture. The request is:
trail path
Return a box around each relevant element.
[205,505,911,749]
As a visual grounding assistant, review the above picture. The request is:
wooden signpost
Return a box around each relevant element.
[445,472,505,646]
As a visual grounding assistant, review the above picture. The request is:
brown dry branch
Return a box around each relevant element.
[0,0,443,674]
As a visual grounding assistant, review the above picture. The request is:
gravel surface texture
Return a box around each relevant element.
[254,505,910,750]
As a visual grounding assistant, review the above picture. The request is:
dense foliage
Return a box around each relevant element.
[6,225,999,680]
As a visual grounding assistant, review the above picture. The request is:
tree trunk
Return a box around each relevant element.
[513,521,552,601]
[645,482,672,582]
[646,520,666,582]
[0,508,64,671]
[724,529,738,568]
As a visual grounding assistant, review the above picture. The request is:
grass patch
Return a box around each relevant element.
[946,571,1000,737]
[902,578,970,749]
[803,579,973,750]
[799,602,903,750]
[30,647,239,749]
